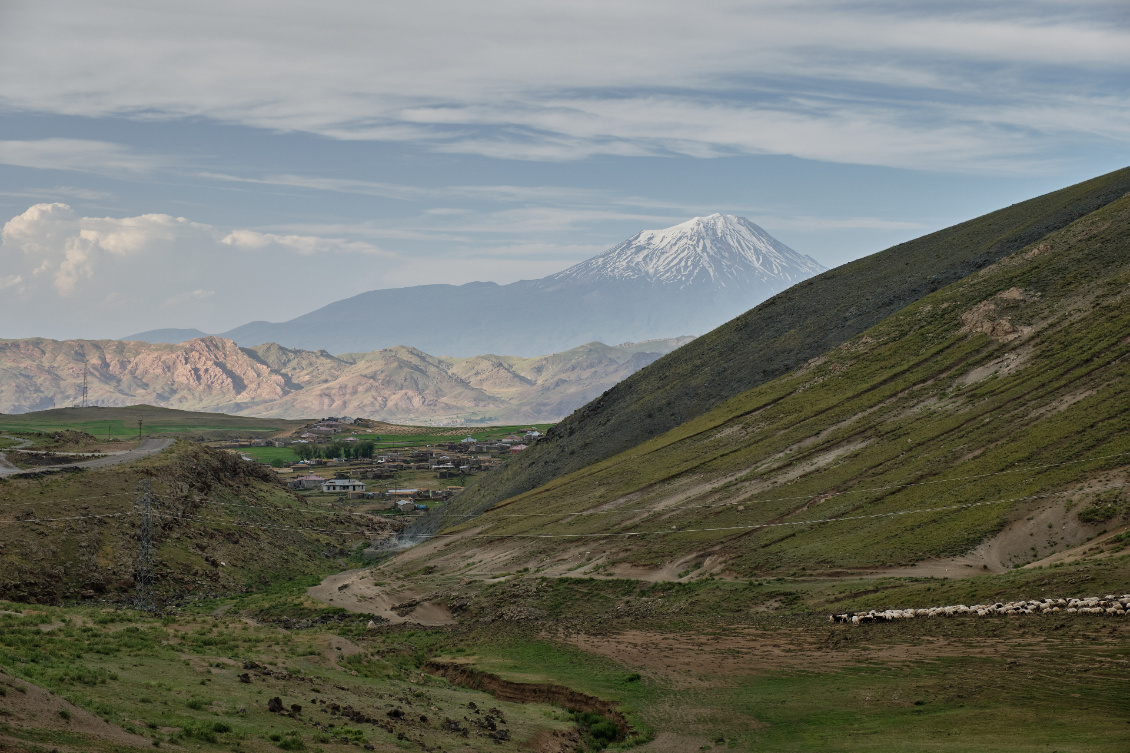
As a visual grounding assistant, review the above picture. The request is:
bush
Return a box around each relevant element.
[181,723,218,743]
[276,732,306,750]
[570,710,623,751]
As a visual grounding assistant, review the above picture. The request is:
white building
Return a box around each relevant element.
[321,479,366,493]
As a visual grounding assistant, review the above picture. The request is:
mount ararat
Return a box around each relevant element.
[126,214,824,357]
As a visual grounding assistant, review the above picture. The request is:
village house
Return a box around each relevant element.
[288,474,324,490]
[321,478,366,493]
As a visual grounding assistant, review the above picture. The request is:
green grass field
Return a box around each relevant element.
[3,578,1127,753]
[0,405,305,439]
[356,424,553,449]
[0,586,572,753]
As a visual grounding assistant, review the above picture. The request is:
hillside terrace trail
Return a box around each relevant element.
[0,436,174,477]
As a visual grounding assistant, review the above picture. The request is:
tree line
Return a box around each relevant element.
[292,440,376,461]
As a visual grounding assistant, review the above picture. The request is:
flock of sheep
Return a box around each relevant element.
[830,594,1130,625]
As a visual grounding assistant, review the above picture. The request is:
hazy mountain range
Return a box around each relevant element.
[0,336,692,424]
[124,214,824,356]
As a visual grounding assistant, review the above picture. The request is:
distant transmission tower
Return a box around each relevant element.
[134,479,159,612]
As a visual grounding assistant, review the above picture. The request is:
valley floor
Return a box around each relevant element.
[4,572,1128,753]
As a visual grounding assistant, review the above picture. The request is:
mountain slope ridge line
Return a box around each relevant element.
[382,190,1130,579]
[438,166,1130,525]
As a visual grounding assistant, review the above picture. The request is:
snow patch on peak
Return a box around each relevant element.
[545,214,825,290]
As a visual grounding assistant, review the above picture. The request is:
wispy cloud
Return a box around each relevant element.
[0,139,168,174]
[1,1,1126,173]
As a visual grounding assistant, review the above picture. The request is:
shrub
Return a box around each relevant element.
[1077,494,1128,524]
[181,723,218,743]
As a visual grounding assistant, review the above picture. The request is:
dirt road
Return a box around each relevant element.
[0,437,174,477]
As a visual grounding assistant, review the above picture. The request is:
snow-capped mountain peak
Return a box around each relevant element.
[545,213,824,289]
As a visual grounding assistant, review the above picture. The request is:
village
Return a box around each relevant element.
[217,417,546,516]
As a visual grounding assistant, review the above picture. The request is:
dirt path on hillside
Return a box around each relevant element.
[0,436,173,477]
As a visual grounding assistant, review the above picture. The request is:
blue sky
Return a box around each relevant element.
[1,0,1127,341]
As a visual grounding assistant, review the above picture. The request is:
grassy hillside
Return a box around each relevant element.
[449,166,1130,518]
[0,441,369,604]
[401,183,1130,580]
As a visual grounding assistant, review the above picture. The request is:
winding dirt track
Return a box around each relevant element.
[0,437,174,477]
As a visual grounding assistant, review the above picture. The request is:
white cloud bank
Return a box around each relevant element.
[1,203,389,297]
[0,203,592,339]
[0,203,399,337]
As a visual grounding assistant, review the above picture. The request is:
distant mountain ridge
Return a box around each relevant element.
[123,215,823,356]
[0,335,692,424]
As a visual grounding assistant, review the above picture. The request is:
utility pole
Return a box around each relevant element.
[134,479,159,612]
[138,419,143,442]
[81,362,88,408]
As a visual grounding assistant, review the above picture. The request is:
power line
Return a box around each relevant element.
[151,510,372,536]
[433,449,1130,522]
[163,495,394,520]
[0,511,134,523]
[402,481,1130,541]
[2,480,1125,546]
[0,491,139,508]
[1,452,1125,544]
